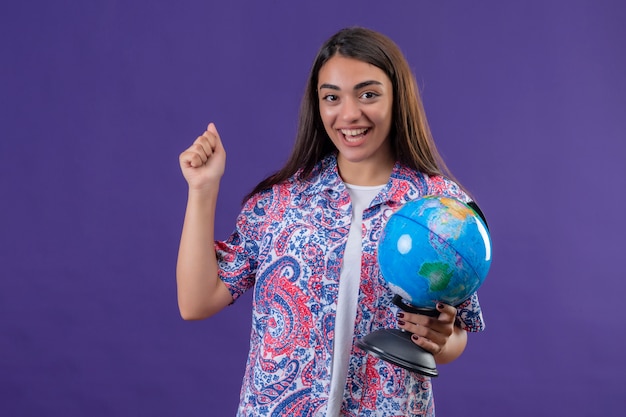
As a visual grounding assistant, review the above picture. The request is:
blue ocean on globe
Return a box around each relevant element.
[378,195,492,308]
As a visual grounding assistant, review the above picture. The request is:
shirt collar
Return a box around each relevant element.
[296,154,431,209]
[295,153,346,197]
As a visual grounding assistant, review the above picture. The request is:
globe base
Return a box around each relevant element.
[356,329,438,377]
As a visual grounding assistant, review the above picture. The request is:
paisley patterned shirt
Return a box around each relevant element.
[216,154,485,417]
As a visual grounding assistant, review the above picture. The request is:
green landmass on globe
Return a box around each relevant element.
[418,262,453,292]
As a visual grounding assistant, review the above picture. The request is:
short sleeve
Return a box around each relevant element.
[215,190,271,302]
[215,230,256,302]
[456,292,485,332]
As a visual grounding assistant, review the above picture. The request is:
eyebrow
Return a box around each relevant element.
[319,80,383,91]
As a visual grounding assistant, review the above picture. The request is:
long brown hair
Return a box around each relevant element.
[244,27,458,202]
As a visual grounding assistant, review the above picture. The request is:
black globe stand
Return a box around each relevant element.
[356,295,440,377]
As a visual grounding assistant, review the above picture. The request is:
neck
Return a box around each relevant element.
[337,155,394,186]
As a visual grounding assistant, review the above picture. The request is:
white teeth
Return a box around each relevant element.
[340,128,368,137]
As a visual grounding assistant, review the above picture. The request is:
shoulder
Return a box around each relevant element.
[242,181,293,218]
[293,153,343,196]
[387,165,458,195]
[425,174,470,202]
[240,155,345,223]
[235,183,293,241]
[386,165,470,205]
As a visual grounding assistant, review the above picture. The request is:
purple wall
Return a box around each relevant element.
[2,0,625,415]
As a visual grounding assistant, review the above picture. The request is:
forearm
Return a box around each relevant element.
[176,186,227,319]
[434,325,467,364]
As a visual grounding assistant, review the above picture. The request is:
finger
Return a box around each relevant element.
[397,309,442,328]
[397,312,433,338]
[410,334,444,356]
[192,137,212,162]
[396,311,428,335]
[206,122,221,141]
[197,126,218,156]
[207,122,218,136]
[397,311,452,342]
[435,302,457,325]
[206,122,225,154]
[180,149,205,168]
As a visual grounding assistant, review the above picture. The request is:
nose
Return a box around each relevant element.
[339,97,361,122]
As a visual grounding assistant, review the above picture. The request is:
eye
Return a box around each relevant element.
[322,94,338,102]
[361,91,380,100]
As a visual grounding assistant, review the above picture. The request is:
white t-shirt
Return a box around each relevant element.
[326,183,385,417]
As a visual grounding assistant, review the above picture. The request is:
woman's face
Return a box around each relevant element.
[317,54,394,184]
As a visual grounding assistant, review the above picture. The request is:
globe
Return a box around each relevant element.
[378,195,492,309]
[357,195,492,376]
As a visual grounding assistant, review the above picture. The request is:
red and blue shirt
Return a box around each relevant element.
[216,154,485,416]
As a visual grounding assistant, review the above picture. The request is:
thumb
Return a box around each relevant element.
[207,122,224,150]
[207,122,219,137]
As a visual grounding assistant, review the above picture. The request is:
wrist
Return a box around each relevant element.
[188,179,220,194]
[187,183,220,204]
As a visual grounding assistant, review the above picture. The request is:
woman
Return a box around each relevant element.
[177,27,485,417]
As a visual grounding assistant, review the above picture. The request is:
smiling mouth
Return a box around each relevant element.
[340,128,369,142]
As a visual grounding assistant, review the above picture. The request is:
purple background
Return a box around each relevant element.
[2,0,625,415]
